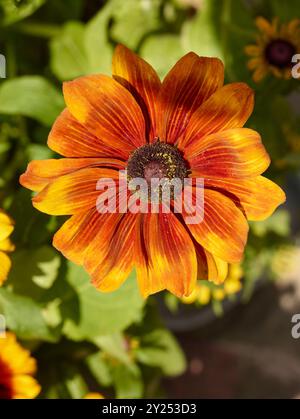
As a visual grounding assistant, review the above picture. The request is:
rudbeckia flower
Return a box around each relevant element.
[0,332,41,399]
[245,17,300,82]
[84,392,104,399]
[0,210,15,286]
[20,45,285,298]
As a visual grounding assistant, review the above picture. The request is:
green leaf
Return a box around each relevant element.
[42,298,62,328]
[112,364,143,399]
[62,364,89,399]
[39,360,89,399]
[111,0,162,50]
[40,0,83,23]
[8,246,61,292]
[136,328,186,376]
[50,3,113,81]
[27,143,54,161]
[250,209,290,237]
[0,0,46,26]
[181,0,224,60]
[93,333,133,366]
[84,3,113,75]
[50,22,88,81]
[140,34,184,79]
[0,288,60,341]
[0,76,64,126]
[86,352,113,387]
[9,189,58,247]
[63,263,144,340]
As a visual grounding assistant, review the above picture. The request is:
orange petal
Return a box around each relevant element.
[194,243,228,284]
[135,210,197,297]
[63,74,146,154]
[255,16,275,37]
[183,188,249,263]
[247,57,262,71]
[179,82,254,149]
[32,167,120,215]
[188,128,270,178]
[204,176,286,221]
[54,186,129,268]
[20,158,125,192]
[244,45,261,57]
[157,53,224,144]
[88,213,136,292]
[253,66,269,83]
[203,249,228,285]
[112,44,161,141]
[53,208,105,265]
[48,109,125,159]
[193,243,208,280]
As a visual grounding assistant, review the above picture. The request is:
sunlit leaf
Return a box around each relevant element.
[63,263,145,340]
[0,76,64,125]
[136,328,186,376]
[111,0,161,50]
[0,287,60,341]
[0,0,46,26]
[112,364,143,398]
[86,352,113,387]
[140,34,184,79]
[8,246,61,291]
[50,22,87,81]
[84,2,114,75]
[93,333,133,366]
[181,0,224,60]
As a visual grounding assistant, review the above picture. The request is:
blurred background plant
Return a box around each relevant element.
[0,0,299,398]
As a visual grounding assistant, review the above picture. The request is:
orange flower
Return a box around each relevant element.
[0,332,41,399]
[20,45,285,298]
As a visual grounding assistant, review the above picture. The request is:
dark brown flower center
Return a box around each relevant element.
[144,161,167,183]
[127,140,188,184]
[265,39,296,68]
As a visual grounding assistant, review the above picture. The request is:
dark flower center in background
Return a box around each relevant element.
[127,140,189,184]
[0,359,13,399]
[265,39,296,68]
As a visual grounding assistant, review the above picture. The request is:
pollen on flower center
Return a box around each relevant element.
[265,39,296,68]
[127,140,189,184]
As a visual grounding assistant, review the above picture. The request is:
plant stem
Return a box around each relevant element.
[15,22,61,38]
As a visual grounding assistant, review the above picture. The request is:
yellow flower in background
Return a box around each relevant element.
[181,283,211,305]
[271,245,299,279]
[0,332,41,399]
[212,288,226,301]
[84,392,104,399]
[0,210,15,286]
[224,263,243,295]
[181,263,243,306]
[245,17,300,82]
